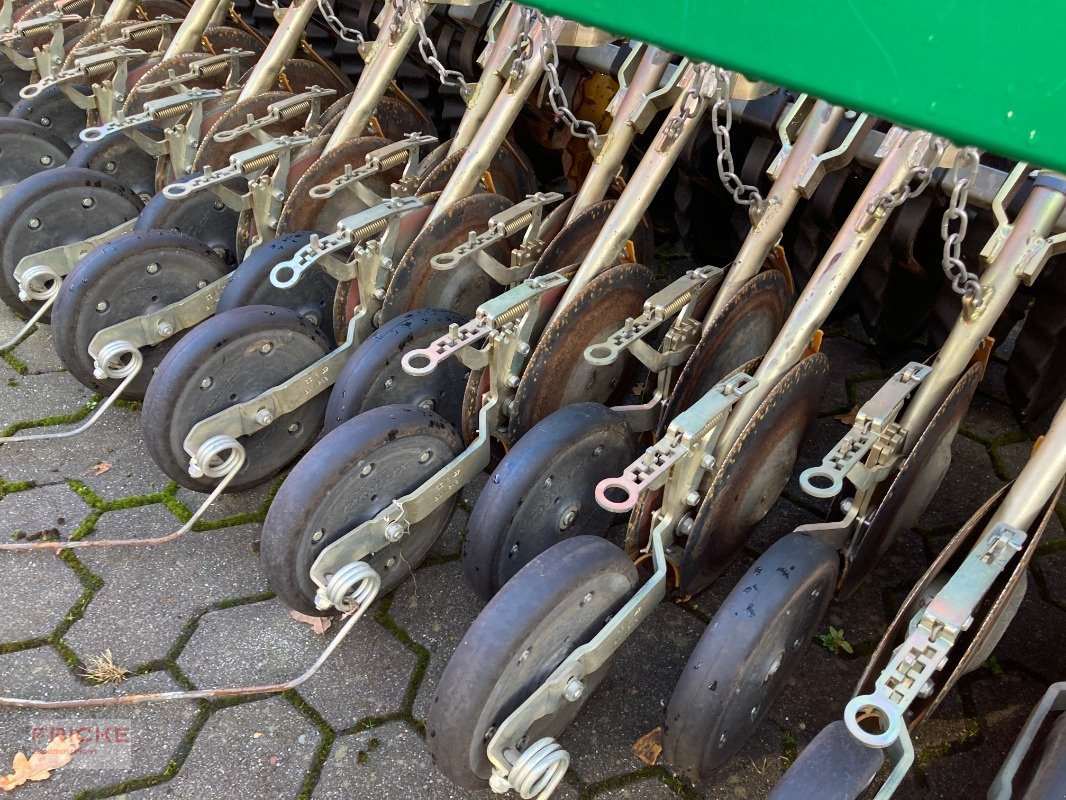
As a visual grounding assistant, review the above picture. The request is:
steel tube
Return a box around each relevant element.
[237,0,318,101]
[163,0,229,59]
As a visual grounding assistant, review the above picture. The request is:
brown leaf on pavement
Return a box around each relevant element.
[631,726,662,766]
[0,732,82,791]
[289,609,332,635]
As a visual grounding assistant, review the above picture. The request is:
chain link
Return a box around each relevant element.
[660,63,711,146]
[539,13,602,149]
[865,137,945,217]
[940,146,984,306]
[315,0,364,45]
[410,0,472,94]
[508,6,537,83]
[710,66,766,215]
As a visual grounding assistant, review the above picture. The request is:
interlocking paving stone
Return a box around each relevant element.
[2,324,67,375]
[0,648,199,799]
[915,435,1005,531]
[0,372,93,428]
[126,697,320,800]
[596,778,682,799]
[64,523,264,668]
[0,482,91,540]
[174,480,278,526]
[312,721,580,800]
[0,549,83,642]
[74,407,174,499]
[177,598,417,730]
[91,503,181,542]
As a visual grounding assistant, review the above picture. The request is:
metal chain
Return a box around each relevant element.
[538,12,602,149]
[315,0,365,45]
[710,67,766,215]
[660,63,712,146]
[508,6,537,83]
[865,137,946,216]
[940,146,984,306]
[411,0,472,94]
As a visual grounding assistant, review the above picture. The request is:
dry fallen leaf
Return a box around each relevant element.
[90,462,112,476]
[289,609,332,635]
[0,732,81,791]
[631,726,662,766]
[834,405,860,426]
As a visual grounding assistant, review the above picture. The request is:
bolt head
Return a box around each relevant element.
[560,507,578,529]
[40,155,52,166]
[563,678,584,702]
[383,377,394,389]
[39,117,50,126]
[81,197,94,208]
[200,377,212,389]
[146,263,159,274]
[360,463,373,476]
[96,300,109,312]
[385,522,405,542]
[255,408,273,426]
[27,218,40,229]
[419,450,431,463]
[417,399,434,411]
[259,342,273,354]
[311,528,324,542]
[506,374,521,388]
[685,491,701,507]
[373,288,386,300]
[104,161,116,172]
[156,322,173,336]
[700,453,715,469]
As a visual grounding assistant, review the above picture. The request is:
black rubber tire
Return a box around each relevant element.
[135,173,243,267]
[52,229,228,397]
[766,721,884,800]
[0,117,71,190]
[323,308,469,434]
[1023,712,1066,800]
[216,231,337,344]
[427,535,639,789]
[10,84,85,149]
[0,166,143,316]
[260,403,463,615]
[141,305,332,492]
[463,403,636,600]
[67,128,160,203]
[663,533,839,782]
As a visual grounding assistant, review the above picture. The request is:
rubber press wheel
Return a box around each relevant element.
[766,721,884,800]
[323,308,469,434]
[67,126,160,203]
[260,403,464,615]
[141,305,332,492]
[427,535,639,789]
[663,532,839,782]
[463,403,637,600]
[0,117,71,190]
[0,166,143,316]
[135,173,244,267]
[52,229,228,397]
[10,84,89,149]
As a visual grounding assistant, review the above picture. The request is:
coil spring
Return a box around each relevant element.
[156,99,196,120]
[241,151,281,173]
[17,265,62,303]
[661,290,695,320]
[348,217,389,244]
[377,148,411,172]
[500,210,535,239]
[320,561,381,613]
[277,98,313,123]
[93,340,142,381]
[191,434,244,479]
[506,738,570,800]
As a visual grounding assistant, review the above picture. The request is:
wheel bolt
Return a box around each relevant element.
[96,300,108,312]
[200,377,213,389]
[311,529,324,542]
[146,263,159,274]
[40,117,50,126]
[81,197,94,208]
[418,399,434,410]
[287,422,300,433]
[419,450,431,463]
[156,322,173,336]
[563,678,584,702]
[560,507,578,529]
[360,463,373,476]
[384,377,394,389]
[104,161,116,172]
[259,342,273,354]
[385,522,404,542]
[40,155,52,166]
[27,218,40,229]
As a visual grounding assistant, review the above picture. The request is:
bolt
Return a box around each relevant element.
[156,322,173,336]
[214,200,225,210]
[581,592,593,605]
[255,408,273,426]
[39,117,50,126]
[685,491,701,507]
[419,450,431,463]
[384,377,394,389]
[200,377,212,389]
[311,528,324,542]
[287,422,300,433]
[563,678,584,702]
[360,463,373,476]
[509,544,519,555]
[560,507,578,529]
[385,557,397,568]
[517,342,530,355]
[81,197,94,209]
[27,218,40,229]
[593,445,603,456]
[418,399,435,411]
[678,515,694,536]
[259,342,273,354]
[104,161,116,173]
[839,497,854,514]
[385,522,404,542]
[40,155,52,166]
[96,300,109,312]
[197,280,208,289]
[146,263,159,274]
[700,453,715,469]
[506,374,520,388]
[373,288,386,300]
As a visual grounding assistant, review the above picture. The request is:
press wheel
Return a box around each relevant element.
[838,362,983,597]
[664,532,839,781]
[0,166,143,316]
[134,173,243,266]
[66,125,158,202]
[323,308,468,434]
[679,353,830,595]
[464,403,637,601]
[507,262,656,442]
[141,305,331,492]
[380,192,518,323]
[52,229,227,397]
[216,230,337,342]
[0,117,71,190]
[766,721,884,800]
[661,269,791,430]
[260,403,463,615]
[427,535,638,788]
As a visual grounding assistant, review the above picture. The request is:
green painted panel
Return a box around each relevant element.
[529,0,1065,172]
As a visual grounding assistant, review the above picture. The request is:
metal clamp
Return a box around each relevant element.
[596,373,757,513]
[844,522,1027,800]
[584,266,723,369]
[801,362,932,498]
[430,192,563,285]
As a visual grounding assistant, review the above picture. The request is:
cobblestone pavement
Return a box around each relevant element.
[0,307,1061,800]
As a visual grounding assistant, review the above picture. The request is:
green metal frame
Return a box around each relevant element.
[527,0,1066,173]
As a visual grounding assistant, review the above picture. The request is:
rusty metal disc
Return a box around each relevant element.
[380,192,518,324]
[415,141,537,204]
[679,353,830,595]
[838,362,984,597]
[530,199,654,277]
[275,57,351,94]
[372,93,436,141]
[661,269,792,432]
[276,135,395,235]
[507,262,657,442]
[191,91,298,172]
